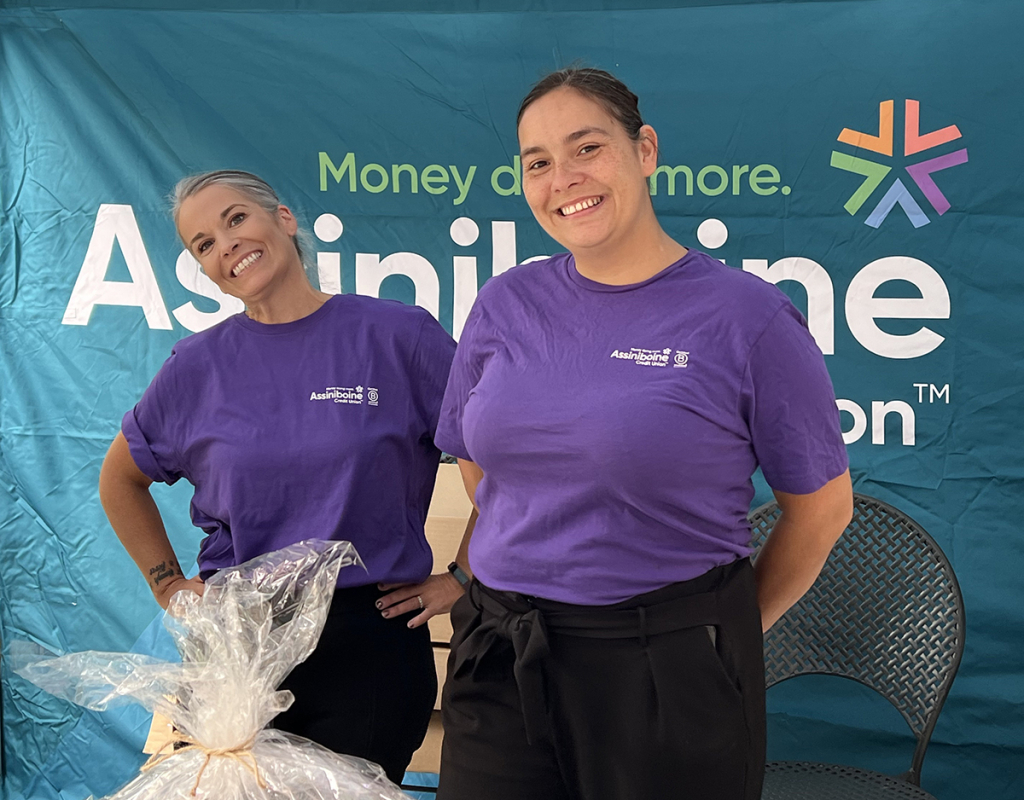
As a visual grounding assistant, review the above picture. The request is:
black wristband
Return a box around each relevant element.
[448,561,471,588]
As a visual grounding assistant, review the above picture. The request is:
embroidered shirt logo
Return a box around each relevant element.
[309,384,377,405]
[609,347,688,368]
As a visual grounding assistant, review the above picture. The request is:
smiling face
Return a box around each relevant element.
[518,87,659,258]
[176,183,302,303]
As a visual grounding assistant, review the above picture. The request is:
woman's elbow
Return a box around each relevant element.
[823,470,854,540]
[99,433,151,502]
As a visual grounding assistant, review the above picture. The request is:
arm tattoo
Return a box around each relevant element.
[148,559,183,587]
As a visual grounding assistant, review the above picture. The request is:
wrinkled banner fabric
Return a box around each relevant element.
[1,2,1022,799]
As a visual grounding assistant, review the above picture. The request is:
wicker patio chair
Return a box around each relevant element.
[749,493,966,799]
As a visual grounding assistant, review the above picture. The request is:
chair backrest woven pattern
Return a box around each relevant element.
[749,494,965,743]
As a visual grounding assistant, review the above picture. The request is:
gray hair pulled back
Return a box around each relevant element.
[172,170,317,281]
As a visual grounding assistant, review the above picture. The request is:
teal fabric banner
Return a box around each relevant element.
[1,3,1022,798]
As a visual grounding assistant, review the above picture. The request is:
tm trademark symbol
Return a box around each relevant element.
[913,383,950,404]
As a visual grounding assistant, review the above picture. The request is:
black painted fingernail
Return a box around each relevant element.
[375,600,383,609]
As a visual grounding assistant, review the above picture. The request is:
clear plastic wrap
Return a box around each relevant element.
[13,539,413,799]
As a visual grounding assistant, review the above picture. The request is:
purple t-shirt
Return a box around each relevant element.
[123,294,456,587]
[435,250,848,605]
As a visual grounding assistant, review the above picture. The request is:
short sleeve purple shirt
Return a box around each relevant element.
[123,294,456,586]
[435,250,848,605]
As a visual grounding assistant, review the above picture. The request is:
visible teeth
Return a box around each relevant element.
[232,251,261,277]
[560,197,602,216]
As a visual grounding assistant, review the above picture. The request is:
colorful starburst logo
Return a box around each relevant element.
[831,100,968,228]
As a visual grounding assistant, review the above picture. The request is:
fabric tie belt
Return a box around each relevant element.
[451,571,731,746]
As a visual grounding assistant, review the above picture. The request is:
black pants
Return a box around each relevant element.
[273,583,437,784]
[438,559,766,800]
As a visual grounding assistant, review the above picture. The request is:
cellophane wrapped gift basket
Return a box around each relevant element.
[15,539,412,800]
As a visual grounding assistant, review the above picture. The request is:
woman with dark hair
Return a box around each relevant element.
[99,170,466,783]
[433,69,853,800]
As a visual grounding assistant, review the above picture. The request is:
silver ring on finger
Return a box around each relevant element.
[417,595,424,610]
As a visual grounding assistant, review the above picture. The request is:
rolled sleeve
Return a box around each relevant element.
[120,349,189,486]
[121,407,180,484]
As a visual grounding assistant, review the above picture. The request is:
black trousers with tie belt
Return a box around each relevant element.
[437,559,766,800]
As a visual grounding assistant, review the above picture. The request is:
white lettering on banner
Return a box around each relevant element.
[914,383,950,404]
[742,255,949,358]
[354,252,440,321]
[317,217,547,340]
[491,220,518,277]
[483,219,547,278]
[836,398,917,446]
[59,211,949,445]
[451,218,480,341]
[63,204,172,329]
[317,252,342,295]
[871,400,916,445]
[741,257,835,354]
[453,251,477,342]
[171,250,244,332]
[845,257,950,359]
[64,210,953,360]
[836,399,868,444]
[62,210,560,339]
[315,215,343,294]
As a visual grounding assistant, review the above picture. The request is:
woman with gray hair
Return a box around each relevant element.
[99,170,465,782]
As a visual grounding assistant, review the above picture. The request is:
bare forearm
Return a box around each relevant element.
[754,470,853,632]
[754,517,833,631]
[99,433,195,608]
[102,481,183,594]
[377,486,480,626]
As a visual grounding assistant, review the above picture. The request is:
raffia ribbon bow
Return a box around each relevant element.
[141,733,268,796]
